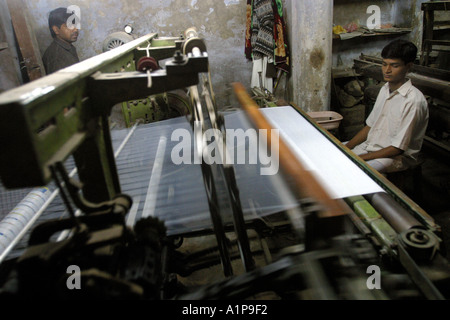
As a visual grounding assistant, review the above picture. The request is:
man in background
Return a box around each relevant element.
[42,7,80,74]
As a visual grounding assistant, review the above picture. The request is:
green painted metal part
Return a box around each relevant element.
[345,196,398,256]
[103,35,189,128]
[135,36,183,62]
[121,92,192,128]
[107,35,192,128]
[0,34,158,201]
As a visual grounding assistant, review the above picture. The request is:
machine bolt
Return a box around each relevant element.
[409,230,429,244]
[173,50,185,63]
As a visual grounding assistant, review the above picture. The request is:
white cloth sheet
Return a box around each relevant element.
[261,106,385,199]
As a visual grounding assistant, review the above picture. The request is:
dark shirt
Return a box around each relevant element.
[42,37,80,74]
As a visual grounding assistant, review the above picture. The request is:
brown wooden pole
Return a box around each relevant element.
[232,82,349,219]
[6,0,45,81]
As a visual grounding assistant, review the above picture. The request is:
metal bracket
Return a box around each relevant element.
[87,52,209,114]
[50,161,132,216]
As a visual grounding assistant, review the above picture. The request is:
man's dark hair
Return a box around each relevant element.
[381,40,418,65]
[48,7,71,38]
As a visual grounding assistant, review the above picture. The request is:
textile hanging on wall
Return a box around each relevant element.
[272,0,289,73]
[245,0,290,73]
[245,0,253,61]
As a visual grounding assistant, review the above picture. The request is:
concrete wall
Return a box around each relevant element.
[285,0,333,112]
[282,0,430,112]
[25,0,251,109]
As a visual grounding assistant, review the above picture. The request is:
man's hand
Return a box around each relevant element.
[345,125,370,150]
[359,145,404,161]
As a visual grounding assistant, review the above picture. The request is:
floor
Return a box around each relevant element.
[386,138,450,258]
[412,141,450,258]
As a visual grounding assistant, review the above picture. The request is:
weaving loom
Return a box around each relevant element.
[0,29,448,300]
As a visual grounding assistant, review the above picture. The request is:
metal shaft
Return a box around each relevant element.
[365,192,424,233]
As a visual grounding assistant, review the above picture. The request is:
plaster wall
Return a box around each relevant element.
[286,0,333,112]
[332,0,429,68]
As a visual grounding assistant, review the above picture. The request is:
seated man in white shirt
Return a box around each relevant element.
[345,40,428,173]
